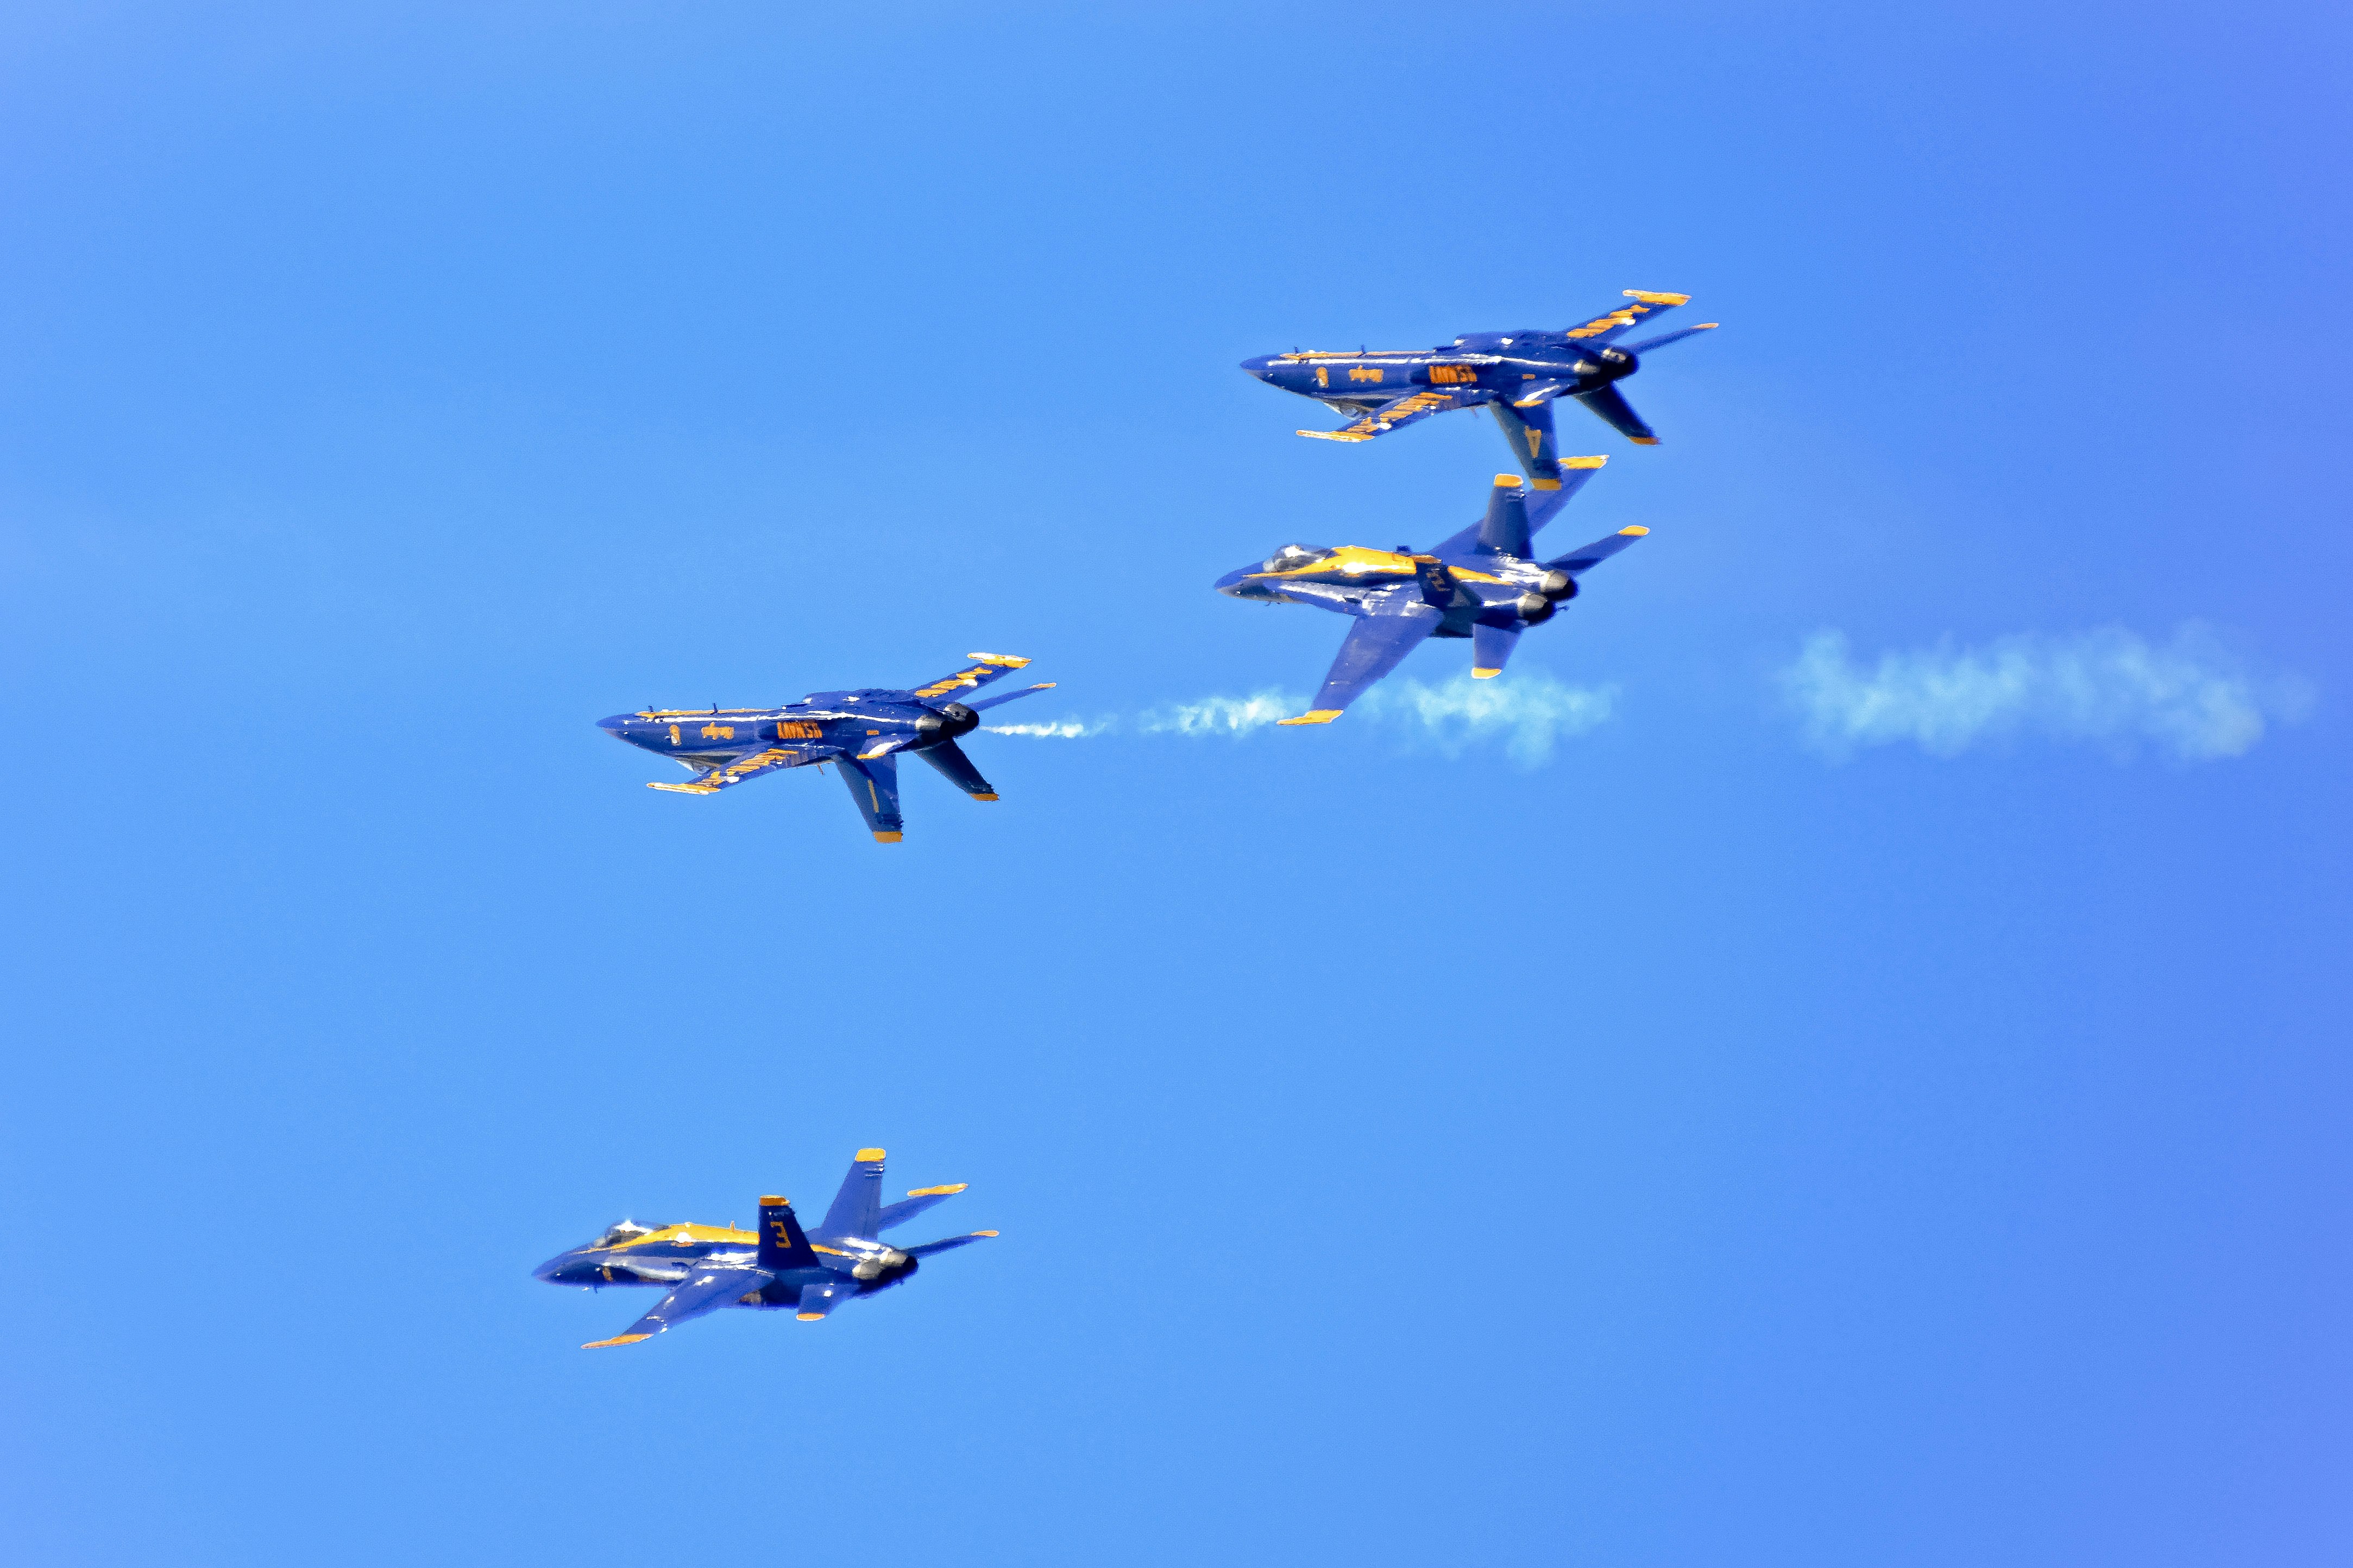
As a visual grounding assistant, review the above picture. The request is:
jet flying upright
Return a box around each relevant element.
[533,1148,996,1348]
[598,653,1053,842]
[1240,289,1715,482]
[1215,464,1648,725]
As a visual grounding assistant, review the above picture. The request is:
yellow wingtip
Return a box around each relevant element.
[1277,710,1343,726]
[907,1183,968,1197]
[796,1312,826,1321]
[1472,668,1502,679]
[966,652,1030,667]
[1619,526,1650,537]
[972,1230,999,1238]
[1695,322,1719,329]
[872,832,902,843]
[971,793,999,802]
[854,1147,886,1162]
[1630,436,1661,446]
[1622,288,1691,305]
[1563,455,1608,469]
[582,1333,651,1350]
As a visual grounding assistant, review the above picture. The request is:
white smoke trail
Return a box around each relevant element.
[1359,671,1618,766]
[980,672,1618,764]
[983,718,1109,739]
[1136,691,1300,737]
[1781,624,2311,761]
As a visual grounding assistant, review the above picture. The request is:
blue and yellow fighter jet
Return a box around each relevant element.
[1239,290,1715,481]
[534,1148,996,1348]
[1215,464,1648,725]
[597,654,1053,842]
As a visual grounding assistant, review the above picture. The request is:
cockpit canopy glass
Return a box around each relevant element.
[1259,544,1335,575]
[594,1220,666,1248]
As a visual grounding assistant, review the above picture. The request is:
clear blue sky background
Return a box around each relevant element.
[3,4,2348,1564]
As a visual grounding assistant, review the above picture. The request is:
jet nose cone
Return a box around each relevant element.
[596,714,633,735]
[1239,355,1274,379]
[1213,566,1252,594]
[532,1253,570,1282]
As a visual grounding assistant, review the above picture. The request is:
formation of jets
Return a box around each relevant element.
[555,292,1713,1345]
[594,288,1713,846]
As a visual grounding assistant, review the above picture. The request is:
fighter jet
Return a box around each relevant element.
[534,1148,996,1349]
[598,653,1053,842]
[1215,464,1648,725]
[1239,290,1715,483]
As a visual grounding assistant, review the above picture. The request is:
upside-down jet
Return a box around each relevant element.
[1214,463,1648,725]
[533,1148,996,1348]
[598,654,1054,842]
[1239,290,1715,483]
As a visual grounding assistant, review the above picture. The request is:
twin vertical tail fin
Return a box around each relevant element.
[757,1196,821,1270]
[1488,399,1564,487]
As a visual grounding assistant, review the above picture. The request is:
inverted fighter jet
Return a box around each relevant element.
[1239,289,1715,482]
[534,1148,996,1349]
[598,653,1053,842]
[1215,464,1648,725]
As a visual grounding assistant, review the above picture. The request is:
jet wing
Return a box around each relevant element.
[581,1264,773,1349]
[1297,388,1471,444]
[1548,525,1651,576]
[907,653,1033,703]
[1278,604,1443,726]
[648,746,827,796]
[1562,288,1689,343]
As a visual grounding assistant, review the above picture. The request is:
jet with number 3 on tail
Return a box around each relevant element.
[1239,289,1715,482]
[532,1148,996,1349]
[597,653,1054,843]
[1214,464,1649,726]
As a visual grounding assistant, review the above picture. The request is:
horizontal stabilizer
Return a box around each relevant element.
[795,1275,859,1321]
[905,1231,999,1260]
[914,739,998,801]
[1509,379,1574,408]
[1471,623,1523,680]
[1572,383,1658,445]
[1619,323,1717,355]
[1547,526,1651,576]
[876,1184,967,1231]
[965,681,1055,713]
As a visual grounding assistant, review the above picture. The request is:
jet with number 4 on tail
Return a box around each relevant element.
[533,1148,996,1349]
[1239,289,1715,482]
[597,653,1054,842]
[1214,463,1649,726]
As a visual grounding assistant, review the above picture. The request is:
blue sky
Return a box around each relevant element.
[3,4,2348,1564]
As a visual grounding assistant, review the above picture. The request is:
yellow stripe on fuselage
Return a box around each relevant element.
[604,1223,758,1251]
